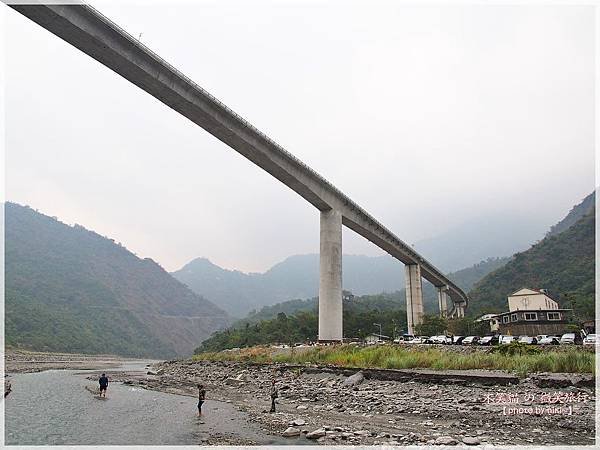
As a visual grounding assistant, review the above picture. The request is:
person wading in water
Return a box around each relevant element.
[98,373,109,398]
[269,379,278,413]
[197,384,206,416]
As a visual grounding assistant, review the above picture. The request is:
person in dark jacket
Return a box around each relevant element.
[197,384,206,416]
[269,379,278,413]
[98,373,109,397]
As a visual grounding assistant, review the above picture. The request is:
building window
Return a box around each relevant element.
[548,312,561,321]
[503,315,509,324]
[511,313,518,322]
[524,312,538,321]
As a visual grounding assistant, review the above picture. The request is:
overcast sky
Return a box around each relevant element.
[3,2,596,273]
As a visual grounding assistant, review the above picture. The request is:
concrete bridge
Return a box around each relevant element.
[8,3,468,338]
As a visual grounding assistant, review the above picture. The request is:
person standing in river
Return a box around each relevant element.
[98,373,109,397]
[269,379,278,413]
[197,384,206,416]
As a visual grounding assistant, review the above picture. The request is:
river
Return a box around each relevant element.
[4,361,291,445]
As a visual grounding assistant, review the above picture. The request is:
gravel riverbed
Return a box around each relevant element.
[119,359,596,446]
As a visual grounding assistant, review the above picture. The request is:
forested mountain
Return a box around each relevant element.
[444,257,511,296]
[5,203,230,357]
[468,200,595,319]
[174,254,510,318]
[197,292,408,352]
[547,192,594,237]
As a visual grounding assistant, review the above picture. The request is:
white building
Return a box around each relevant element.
[507,288,559,312]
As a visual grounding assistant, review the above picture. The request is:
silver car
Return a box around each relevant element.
[583,334,597,345]
[462,336,480,345]
[518,335,538,345]
[538,335,560,345]
[560,333,582,344]
[499,335,517,345]
[429,335,452,344]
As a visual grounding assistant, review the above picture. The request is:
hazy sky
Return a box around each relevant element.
[3,2,596,273]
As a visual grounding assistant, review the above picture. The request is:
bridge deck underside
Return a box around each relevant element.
[9,3,468,312]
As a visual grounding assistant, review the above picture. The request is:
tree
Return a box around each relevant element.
[447,317,490,336]
[414,314,447,336]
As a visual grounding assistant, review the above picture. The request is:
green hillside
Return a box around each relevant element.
[468,207,595,319]
[196,292,408,352]
[547,192,594,237]
[5,203,230,357]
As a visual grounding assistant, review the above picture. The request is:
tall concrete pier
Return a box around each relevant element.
[453,302,466,318]
[405,264,424,335]
[437,286,449,317]
[318,209,343,341]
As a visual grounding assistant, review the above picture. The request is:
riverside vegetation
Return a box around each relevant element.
[195,343,595,377]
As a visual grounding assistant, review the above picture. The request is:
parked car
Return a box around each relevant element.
[538,335,560,345]
[410,336,429,344]
[479,335,499,346]
[452,336,465,345]
[518,335,538,345]
[401,334,415,342]
[428,335,452,344]
[560,332,583,345]
[499,335,517,345]
[462,336,480,345]
[583,334,597,346]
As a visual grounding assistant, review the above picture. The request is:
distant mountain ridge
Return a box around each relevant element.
[413,213,549,272]
[233,256,510,324]
[172,254,405,317]
[175,251,510,318]
[177,193,594,320]
[5,203,230,357]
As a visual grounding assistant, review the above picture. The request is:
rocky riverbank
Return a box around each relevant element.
[117,359,595,446]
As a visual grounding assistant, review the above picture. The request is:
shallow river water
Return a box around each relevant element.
[5,362,287,445]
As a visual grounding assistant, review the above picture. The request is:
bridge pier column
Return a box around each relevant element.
[405,264,424,335]
[318,209,343,342]
[457,302,465,318]
[437,286,449,318]
[451,302,465,318]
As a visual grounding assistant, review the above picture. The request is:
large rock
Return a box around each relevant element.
[462,437,480,446]
[306,429,327,439]
[354,430,370,436]
[224,378,243,386]
[342,371,365,387]
[435,436,458,445]
[282,427,301,437]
